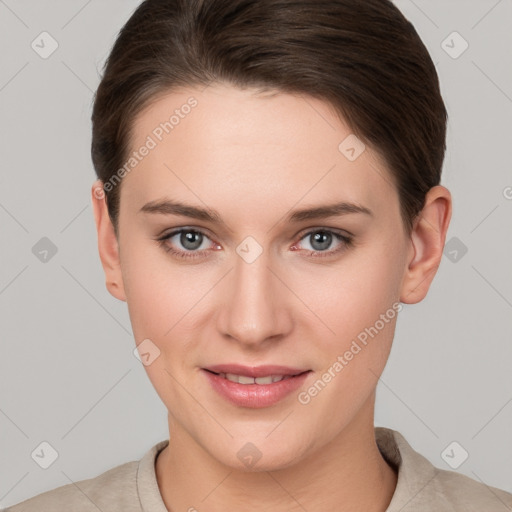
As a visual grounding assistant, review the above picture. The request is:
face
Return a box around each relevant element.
[99,83,417,470]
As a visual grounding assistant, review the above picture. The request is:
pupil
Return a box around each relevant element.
[181,231,202,250]
[311,231,331,251]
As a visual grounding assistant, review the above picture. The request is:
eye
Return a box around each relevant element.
[156,227,354,261]
[291,229,353,258]
[157,228,219,260]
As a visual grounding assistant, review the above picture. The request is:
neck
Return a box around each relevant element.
[156,393,397,512]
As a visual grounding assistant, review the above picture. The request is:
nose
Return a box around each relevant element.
[217,247,293,348]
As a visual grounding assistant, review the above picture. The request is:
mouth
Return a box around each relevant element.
[201,366,313,408]
[203,368,310,385]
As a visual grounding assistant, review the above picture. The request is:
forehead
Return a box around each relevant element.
[122,83,397,218]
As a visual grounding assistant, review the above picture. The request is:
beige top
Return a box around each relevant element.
[5,427,512,511]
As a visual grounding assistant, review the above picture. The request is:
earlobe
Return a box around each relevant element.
[91,180,127,302]
[400,185,452,305]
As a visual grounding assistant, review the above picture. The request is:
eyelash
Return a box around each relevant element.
[156,227,354,260]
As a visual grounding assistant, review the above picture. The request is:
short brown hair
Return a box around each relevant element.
[91,0,447,237]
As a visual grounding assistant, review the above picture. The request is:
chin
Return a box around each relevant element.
[211,437,307,473]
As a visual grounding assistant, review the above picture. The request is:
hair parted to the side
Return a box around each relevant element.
[91,0,447,238]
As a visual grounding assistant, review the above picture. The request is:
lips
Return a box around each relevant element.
[202,367,312,408]
[204,363,309,378]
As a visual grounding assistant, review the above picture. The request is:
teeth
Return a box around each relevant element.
[219,372,292,385]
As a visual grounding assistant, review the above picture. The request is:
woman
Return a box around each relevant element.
[7,0,512,510]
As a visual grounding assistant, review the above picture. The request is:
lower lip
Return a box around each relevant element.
[202,369,312,408]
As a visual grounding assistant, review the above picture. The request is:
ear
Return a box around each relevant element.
[91,180,127,302]
[400,185,452,304]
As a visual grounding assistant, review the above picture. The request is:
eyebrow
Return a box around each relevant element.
[139,198,373,223]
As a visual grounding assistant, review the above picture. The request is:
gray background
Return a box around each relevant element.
[1,0,511,507]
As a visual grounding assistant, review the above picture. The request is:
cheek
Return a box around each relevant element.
[299,237,404,375]
[121,241,220,375]
[120,244,201,402]
[293,249,403,422]
[309,239,403,326]
[121,239,191,331]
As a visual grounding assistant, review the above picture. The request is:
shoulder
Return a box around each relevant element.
[377,427,512,512]
[426,466,512,511]
[4,460,140,512]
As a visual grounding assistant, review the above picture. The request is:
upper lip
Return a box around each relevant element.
[203,364,310,378]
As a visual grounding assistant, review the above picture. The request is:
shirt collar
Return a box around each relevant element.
[136,427,442,512]
[376,426,446,511]
[137,439,169,512]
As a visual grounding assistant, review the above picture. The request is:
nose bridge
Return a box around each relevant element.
[219,243,290,345]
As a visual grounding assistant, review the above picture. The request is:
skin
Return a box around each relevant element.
[91,83,452,512]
